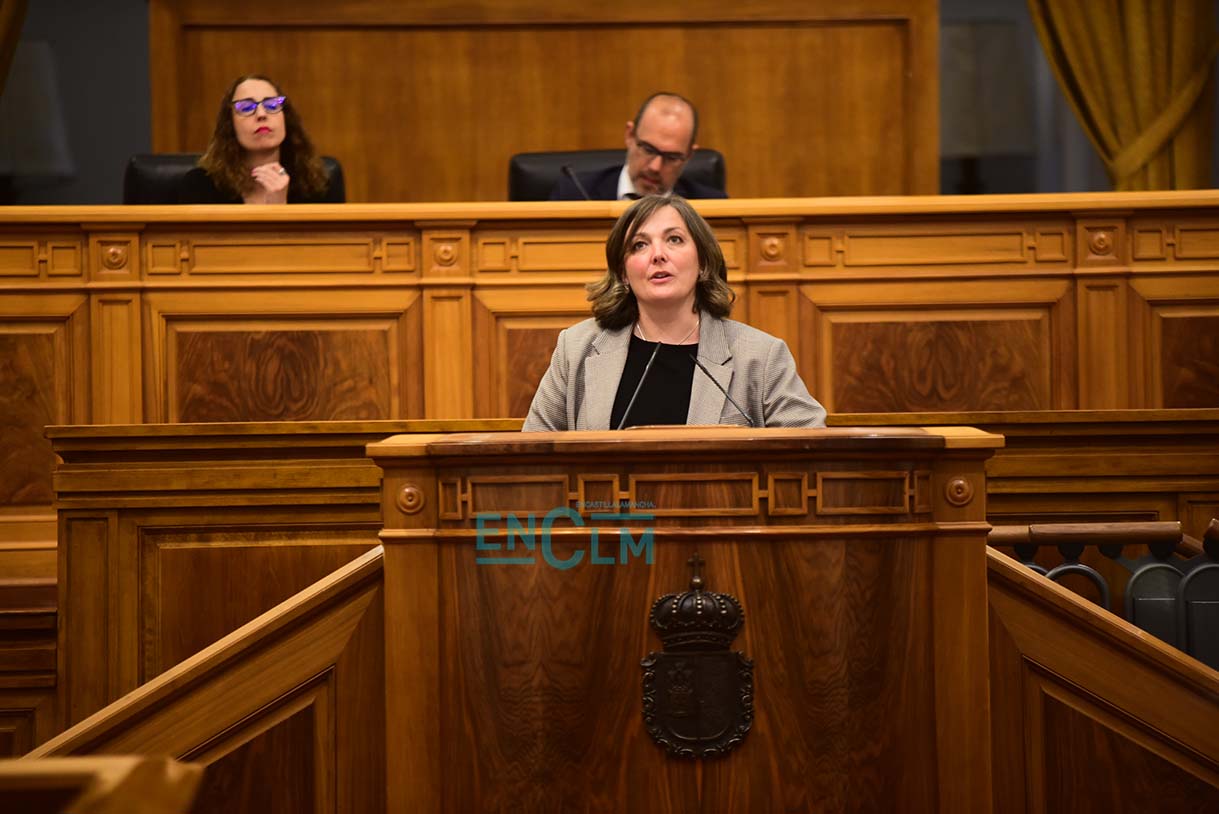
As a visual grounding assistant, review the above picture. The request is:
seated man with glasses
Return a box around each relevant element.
[550,92,728,201]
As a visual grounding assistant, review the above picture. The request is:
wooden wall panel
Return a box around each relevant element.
[173,328,394,422]
[0,330,63,507]
[806,279,1073,414]
[49,419,513,728]
[4,194,1219,555]
[825,311,1052,413]
[0,577,57,757]
[188,701,317,814]
[144,289,421,424]
[0,292,87,554]
[34,549,385,814]
[1040,691,1219,813]
[1180,494,1219,540]
[141,529,378,678]
[472,287,591,419]
[1157,310,1219,408]
[150,0,938,202]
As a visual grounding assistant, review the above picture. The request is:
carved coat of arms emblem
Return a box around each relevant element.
[641,553,753,758]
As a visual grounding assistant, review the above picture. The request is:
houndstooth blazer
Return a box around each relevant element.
[523,314,826,431]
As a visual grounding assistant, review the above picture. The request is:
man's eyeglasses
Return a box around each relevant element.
[231,96,287,117]
[633,137,689,166]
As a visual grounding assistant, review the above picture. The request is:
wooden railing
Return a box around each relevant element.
[988,546,1219,813]
[990,519,1219,669]
[0,756,201,813]
[29,547,385,814]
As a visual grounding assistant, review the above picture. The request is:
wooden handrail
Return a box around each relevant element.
[29,546,383,757]
[989,521,1184,549]
[0,756,201,813]
[988,546,1219,810]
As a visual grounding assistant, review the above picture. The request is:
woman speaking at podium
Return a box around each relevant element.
[523,195,826,431]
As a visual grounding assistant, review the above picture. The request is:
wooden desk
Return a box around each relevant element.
[835,409,1219,539]
[369,426,1002,813]
[5,194,1219,555]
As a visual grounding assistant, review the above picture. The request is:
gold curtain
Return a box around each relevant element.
[0,0,27,98]
[1029,0,1219,189]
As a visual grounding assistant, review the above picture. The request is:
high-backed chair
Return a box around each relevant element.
[122,154,346,204]
[507,148,726,201]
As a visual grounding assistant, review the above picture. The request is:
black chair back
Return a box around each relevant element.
[508,148,726,201]
[122,154,346,203]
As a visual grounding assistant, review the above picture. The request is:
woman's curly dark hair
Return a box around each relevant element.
[198,74,328,199]
[587,195,734,330]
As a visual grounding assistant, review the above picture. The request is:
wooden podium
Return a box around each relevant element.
[368,426,1002,813]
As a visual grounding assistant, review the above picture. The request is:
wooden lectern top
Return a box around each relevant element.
[366,425,1005,459]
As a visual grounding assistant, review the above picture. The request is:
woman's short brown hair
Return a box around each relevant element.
[198,74,329,199]
[587,195,734,329]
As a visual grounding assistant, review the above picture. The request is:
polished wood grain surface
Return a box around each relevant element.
[174,329,393,422]
[1161,314,1219,408]
[834,409,1219,541]
[987,547,1219,813]
[5,192,1219,550]
[149,0,938,201]
[32,548,385,814]
[48,419,511,729]
[831,318,1049,412]
[0,756,202,814]
[371,427,996,812]
[0,577,56,756]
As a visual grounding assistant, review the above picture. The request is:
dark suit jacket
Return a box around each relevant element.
[549,165,727,201]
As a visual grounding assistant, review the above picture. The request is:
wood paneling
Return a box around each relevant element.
[0,292,87,551]
[174,329,394,422]
[988,548,1219,813]
[3,193,1219,543]
[150,0,938,201]
[32,549,385,814]
[143,530,378,677]
[0,757,202,813]
[371,426,998,812]
[49,419,513,728]
[837,409,1219,541]
[188,703,316,814]
[1042,692,1219,813]
[0,577,57,756]
[1159,312,1219,408]
[0,330,59,506]
[827,314,1051,412]
[144,288,421,424]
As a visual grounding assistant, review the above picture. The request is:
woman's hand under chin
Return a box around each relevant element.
[246,162,290,204]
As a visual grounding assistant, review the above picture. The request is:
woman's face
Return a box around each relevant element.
[623,205,700,314]
[230,78,286,155]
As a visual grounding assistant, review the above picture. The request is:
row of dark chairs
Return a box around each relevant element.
[991,520,1219,670]
[122,149,728,204]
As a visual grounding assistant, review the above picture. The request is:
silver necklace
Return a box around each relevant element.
[635,316,699,345]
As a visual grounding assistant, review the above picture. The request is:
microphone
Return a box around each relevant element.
[561,165,593,201]
[689,353,756,427]
[615,340,662,430]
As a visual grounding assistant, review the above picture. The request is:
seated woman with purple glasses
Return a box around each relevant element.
[178,74,343,204]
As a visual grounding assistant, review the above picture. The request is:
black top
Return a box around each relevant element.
[610,334,699,429]
[177,166,345,204]
[550,165,728,201]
